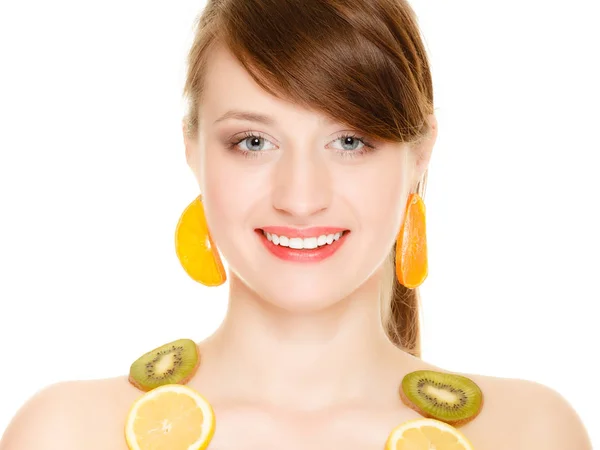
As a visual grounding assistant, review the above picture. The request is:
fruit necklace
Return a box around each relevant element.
[124,339,483,450]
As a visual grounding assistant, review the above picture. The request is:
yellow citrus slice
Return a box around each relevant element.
[175,195,226,286]
[125,384,215,450]
[385,418,474,450]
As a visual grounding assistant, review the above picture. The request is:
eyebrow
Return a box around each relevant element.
[213,109,338,127]
[213,109,276,126]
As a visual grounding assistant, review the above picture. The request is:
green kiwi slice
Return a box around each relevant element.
[128,339,200,391]
[400,369,483,427]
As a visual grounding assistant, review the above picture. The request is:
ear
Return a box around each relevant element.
[182,119,202,183]
[412,113,438,188]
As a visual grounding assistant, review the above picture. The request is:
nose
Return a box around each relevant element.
[271,146,332,220]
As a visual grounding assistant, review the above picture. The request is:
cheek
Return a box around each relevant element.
[337,156,409,231]
[203,151,238,225]
[201,146,265,227]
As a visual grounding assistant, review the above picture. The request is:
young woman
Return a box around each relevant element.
[0,0,592,449]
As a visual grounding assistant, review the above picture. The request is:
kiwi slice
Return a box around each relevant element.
[128,339,200,391]
[400,369,483,427]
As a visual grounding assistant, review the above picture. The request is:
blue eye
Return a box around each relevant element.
[226,130,376,160]
[330,133,375,156]
[231,132,276,153]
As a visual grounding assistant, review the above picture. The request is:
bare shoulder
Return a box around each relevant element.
[456,371,593,449]
[0,376,140,450]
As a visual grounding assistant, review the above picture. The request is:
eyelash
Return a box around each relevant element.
[226,130,376,160]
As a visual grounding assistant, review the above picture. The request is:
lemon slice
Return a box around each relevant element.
[125,384,215,450]
[385,418,474,450]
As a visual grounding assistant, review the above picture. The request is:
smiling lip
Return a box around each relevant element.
[259,226,348,238]
[256,227,350,262]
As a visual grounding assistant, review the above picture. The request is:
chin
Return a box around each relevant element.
[225,229,378,312]
[250,272,354,313]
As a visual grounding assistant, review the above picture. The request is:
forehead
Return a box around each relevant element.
[201,45,335,128]
[203,45,258,99]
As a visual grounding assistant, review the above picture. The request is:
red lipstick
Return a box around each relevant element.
[256,227,350,262]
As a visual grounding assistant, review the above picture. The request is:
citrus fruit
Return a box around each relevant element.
[125,384,216,450]
[385,418,474,450]
[175,195,226,286]
[396,193,428,288]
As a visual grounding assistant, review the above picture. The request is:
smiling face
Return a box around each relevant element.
[183,45,435,312]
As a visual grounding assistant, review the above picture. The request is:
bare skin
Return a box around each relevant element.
[0,354,589,450]
[0,45,591,449]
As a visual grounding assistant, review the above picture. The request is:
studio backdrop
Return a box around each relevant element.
[0,0,598,444]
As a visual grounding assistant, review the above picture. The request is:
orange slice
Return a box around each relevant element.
[395,193,428,288]
[125,384,216,450]
[385,418,474,450]
[175,195,226,286]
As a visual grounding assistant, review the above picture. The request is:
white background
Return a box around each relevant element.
[0,0,598,444]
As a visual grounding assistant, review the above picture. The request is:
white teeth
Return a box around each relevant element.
[303,237,318,249]
[263,230,346,249]
[289,237,303,249]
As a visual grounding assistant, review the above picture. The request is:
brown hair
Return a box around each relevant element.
[182,0,434,358]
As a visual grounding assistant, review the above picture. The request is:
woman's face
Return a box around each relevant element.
[184,46,435,312]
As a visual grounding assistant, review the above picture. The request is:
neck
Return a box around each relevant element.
[197,270,409,412]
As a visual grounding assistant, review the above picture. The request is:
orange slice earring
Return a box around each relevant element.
[175,194,227,287]
[395,192,428,288]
